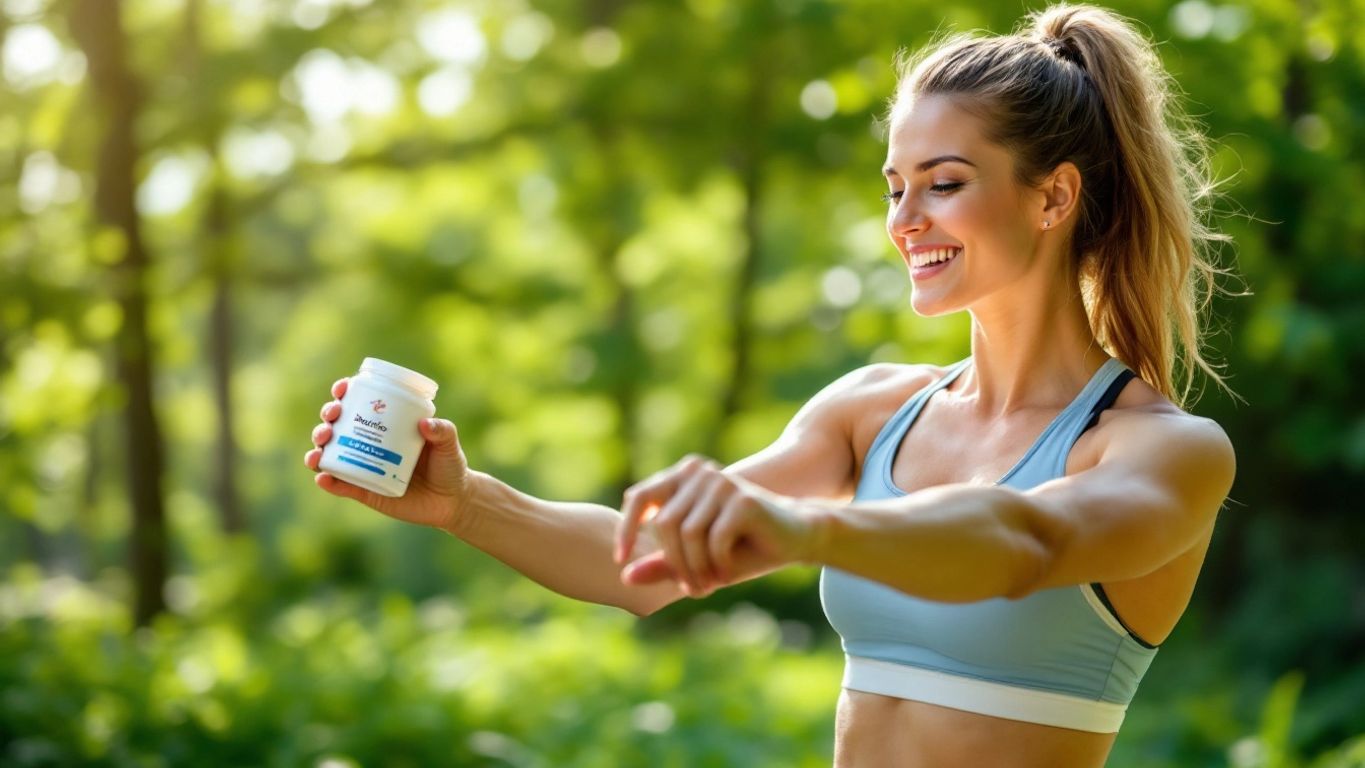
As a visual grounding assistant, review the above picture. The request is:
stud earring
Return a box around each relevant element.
[1042,221,1051,230]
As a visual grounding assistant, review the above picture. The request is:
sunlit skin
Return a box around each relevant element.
[617,93,1106,596]
[306,93,1230,768]
[608,94,1223,767]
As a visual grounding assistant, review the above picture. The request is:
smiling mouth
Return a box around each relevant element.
[909,247,962,268]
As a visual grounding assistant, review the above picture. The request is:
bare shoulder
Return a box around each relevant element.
[1082,375,1236,484]
[812,361,948,418]
[828,361,945,399]
[816,361,958,472]
[728,361,950,500]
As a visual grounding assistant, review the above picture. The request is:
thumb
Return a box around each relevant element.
[420,417,462,454]
[621,551,676,585]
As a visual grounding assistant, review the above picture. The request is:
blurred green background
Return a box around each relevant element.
[2,0,1362,764]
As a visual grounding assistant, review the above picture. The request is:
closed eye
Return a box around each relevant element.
[881,182,964,204]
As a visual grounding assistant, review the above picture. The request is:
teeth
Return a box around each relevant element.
[910,248,961,268]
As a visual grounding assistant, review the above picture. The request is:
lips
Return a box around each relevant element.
[909,247,962,268]
[908,247,960,279]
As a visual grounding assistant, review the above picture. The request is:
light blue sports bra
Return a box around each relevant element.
[819,356,1157,733]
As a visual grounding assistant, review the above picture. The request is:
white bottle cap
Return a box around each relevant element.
[360,357,439,400]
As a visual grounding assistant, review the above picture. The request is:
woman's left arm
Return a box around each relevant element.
[619,413,1235,602]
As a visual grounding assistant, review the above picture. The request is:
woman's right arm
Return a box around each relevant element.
[305,377,682,617]
[452,472,686,617]
[306,365,907,617]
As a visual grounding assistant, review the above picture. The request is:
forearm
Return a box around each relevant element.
[445,471,682,617]
[807,483,1052,602]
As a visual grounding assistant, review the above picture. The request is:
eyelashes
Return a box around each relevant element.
[881,182,964,203]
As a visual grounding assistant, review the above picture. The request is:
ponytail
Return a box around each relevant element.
[893,3,1246,408]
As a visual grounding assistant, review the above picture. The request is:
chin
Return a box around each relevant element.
[908,291,960,318]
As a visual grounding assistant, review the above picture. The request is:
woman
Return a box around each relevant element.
[306,4,1239,765]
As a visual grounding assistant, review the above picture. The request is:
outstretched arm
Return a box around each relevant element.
[312,365,897,616]
[621,411,1235,604]
[449,472,687,617]
[811,413,1234,601]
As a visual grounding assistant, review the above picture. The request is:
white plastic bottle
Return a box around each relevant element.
[318,357,438,497]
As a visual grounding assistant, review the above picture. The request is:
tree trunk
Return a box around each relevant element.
[185,0,244,534]
[588,124,640,499]
[207,187,243,533]
[708,39,772,458]
[69,0,169,625]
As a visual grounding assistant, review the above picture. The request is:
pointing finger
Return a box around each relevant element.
[617,473,677,564]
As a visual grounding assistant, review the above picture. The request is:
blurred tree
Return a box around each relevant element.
[68,0,168,624]
[1,0,1362,760]
[183,0,243,534]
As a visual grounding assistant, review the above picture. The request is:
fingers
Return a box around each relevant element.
[615,490,655,567]
[709,494,749,582]
[420,417,460,450]
[309,379,347,473]
[314,471,383,508]
[616,453,714,566]
[677,471,732,594]
[319,378,345,427]
[621,550,675,585]
[652,468,714,595]
[616,468,678,566]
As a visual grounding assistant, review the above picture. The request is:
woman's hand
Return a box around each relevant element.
[613,454,822,598]
[304,378,475,534]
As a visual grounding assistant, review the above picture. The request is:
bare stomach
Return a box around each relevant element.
[833,689,1119,768]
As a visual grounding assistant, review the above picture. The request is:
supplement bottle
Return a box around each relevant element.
[318,357,438,497]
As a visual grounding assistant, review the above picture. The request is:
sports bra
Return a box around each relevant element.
[819,356,1156,733]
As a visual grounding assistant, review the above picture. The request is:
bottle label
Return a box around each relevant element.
[338,455,385,475]
[338,435,403,466]
[320,365,433,497]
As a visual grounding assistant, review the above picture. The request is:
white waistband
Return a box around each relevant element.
[842,655,1127,734]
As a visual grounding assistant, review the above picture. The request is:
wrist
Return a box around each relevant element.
[799,499,836,567]
[442,470,488,539]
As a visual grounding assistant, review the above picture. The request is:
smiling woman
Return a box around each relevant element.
[308,3,1243,767]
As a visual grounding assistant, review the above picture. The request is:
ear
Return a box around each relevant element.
[1038,161,1082,230]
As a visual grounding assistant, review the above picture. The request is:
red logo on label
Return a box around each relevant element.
[370,399,387,413]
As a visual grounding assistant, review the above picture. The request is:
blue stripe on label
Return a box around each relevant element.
[338,436,403,466]
[338,455,385,475]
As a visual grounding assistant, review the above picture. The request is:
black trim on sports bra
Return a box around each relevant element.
[1078,367,1157,649]
[1090,582,1159,649]
[1082,367,1136,433]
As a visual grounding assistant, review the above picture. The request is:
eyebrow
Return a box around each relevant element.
[882,155,977,177]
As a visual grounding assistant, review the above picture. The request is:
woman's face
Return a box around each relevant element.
[882,94,1048,317]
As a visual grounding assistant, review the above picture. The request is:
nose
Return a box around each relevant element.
[887,195,928,243]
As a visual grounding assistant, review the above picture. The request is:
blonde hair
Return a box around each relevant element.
[891,3,1247,409]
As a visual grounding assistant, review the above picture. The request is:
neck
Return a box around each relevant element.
[956,273,1109,419]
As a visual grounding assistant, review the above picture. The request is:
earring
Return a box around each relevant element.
[1042,221,1051,230]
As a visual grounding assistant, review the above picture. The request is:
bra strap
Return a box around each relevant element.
[1081,367,1136,433]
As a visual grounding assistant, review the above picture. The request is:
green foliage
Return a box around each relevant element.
[0,564,840,767]
[1,0,1362,760]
